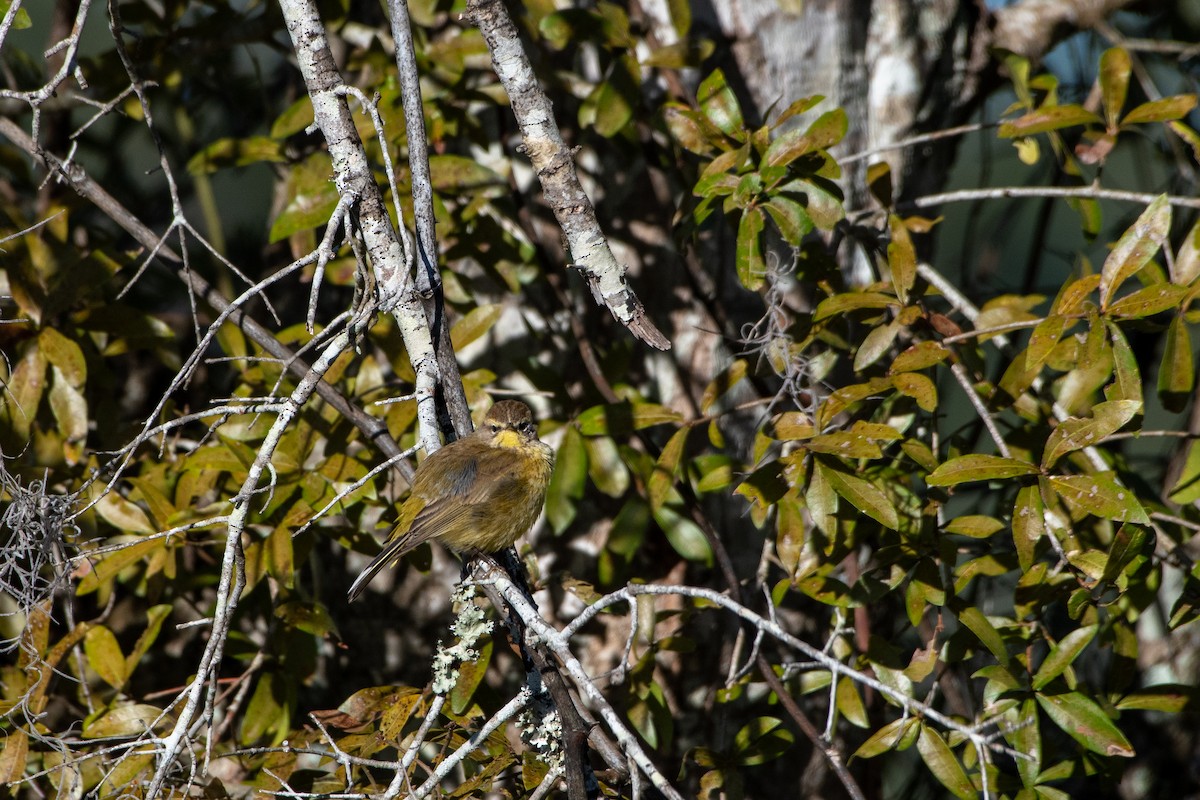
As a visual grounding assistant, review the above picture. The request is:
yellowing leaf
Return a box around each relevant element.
[944,515,1005,539]
[1099,195,1169,309]
[1041,399,1140,470]
[1049,473,1149,524]
[893,372,937,412]
[1106,283,1188,318]
[890,341,950,374]
[84,626,128,689]
[925,454,1039,486]
[814,292,898,322]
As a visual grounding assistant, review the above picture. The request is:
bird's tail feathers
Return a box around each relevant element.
[346,535,414,601]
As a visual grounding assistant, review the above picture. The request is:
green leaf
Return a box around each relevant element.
[269,154,340,242]
[663,104,721,155]
[803,431,883,459]
[1158,314,1194,413]
[925,454,1039,486]
[736,207,766,290]
[813,292,898,322]
[84,704,168,739]
[38,328,86,387]
[585,58,638,137]
[784,176,844,228]
[697,69,744,139]
[274,599,338,638]
[854,320,900,371]
[1053,273,1101,315]
[1025,316,1068,373]
[649,425,692,510]
[1106,283,1189,318]
[1033,625,1097,690]
[1107,322,1142,403]
[577,402,684,436]
[1004,698,1042,787]
[854,717,919,759]
[240,672,290,745]
[1173,217,1200,286]
[806,459,837,536]
[916,726,976,800]
[1099,48,1131,130]
[1169,440,1200,503]
[48,367,88,446]
[95,491,156,535]
[888,215,916,303]
[428,154,503,192]
[1100,525,1148,584]
[763,108,847,166]
[641,39,716,68]
[1048,474,1149,524]
[271,96,315,139]
[0,0,31,29]
[449,304,503,351]
[1013,485,1044,572]
[545,425,588,533]
[835,678,869,728]
[701,359,749,412]
[732,717,795,765]
[654,505,712,564]
[451,638,493,715]
[1036,691,1134,757]
[763,196,814,245]
[771,95,826,129]
[944,515,1005,539]
[84,626,128,689]
[76,538,163,595]
[584,435,630,497]
[998,105,1102,137]
[817,462,899,529]
[957,606,1008,661]
[1122,94,1197,125]
[126,605,173,677]
[1041,400,1141,470]
[1115,684,1197,713]
[1099,195,1170,309]
[187,136,286,174]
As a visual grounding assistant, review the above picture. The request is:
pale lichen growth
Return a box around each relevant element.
[517,703,564,774]
[431,581,495,695]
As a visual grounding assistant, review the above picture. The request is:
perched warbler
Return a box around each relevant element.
[347,400,554,601]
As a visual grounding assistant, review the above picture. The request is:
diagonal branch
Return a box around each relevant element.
[464,0,671,351]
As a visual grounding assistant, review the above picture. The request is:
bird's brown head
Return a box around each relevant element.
[480,400,538,449]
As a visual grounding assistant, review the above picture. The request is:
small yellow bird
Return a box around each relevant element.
[347,400,554,601]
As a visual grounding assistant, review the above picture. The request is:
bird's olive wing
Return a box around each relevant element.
[405,447,521,543]
[411,444,479,499]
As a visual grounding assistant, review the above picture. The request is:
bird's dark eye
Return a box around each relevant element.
[490,424,500,434]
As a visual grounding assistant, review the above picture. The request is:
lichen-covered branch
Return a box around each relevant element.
[279,0,443,450]
[464,0,671,351]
